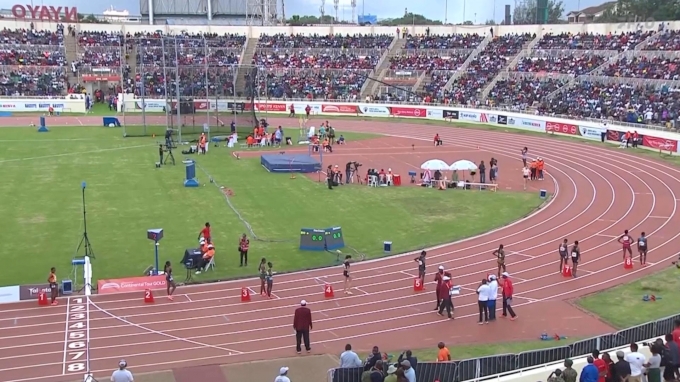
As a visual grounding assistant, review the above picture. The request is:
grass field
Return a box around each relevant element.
[576,266,680,329]
[0,124,542,285]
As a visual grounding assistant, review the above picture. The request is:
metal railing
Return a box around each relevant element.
[327,313,680,382]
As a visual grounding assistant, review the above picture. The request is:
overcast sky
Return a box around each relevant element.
[23,0,603,24]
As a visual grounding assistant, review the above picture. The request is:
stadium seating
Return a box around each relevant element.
[514,53,607,75]
[0,66,68,96]
[256,33,393,49]
[257,70,367,100]
[133,67,237,97]
[534,31,655,51]
[487,77,571,109]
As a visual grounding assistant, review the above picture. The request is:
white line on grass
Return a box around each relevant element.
[0,144,154,164]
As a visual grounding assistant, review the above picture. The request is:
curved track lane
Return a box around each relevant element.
[1,117,679,382]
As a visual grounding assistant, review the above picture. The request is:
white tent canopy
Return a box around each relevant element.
[420,159,451,171]
[449,160,478,171]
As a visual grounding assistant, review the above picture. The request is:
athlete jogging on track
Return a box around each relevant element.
[618,230,633,259]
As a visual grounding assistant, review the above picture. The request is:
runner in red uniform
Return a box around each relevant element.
[617,230,633,259]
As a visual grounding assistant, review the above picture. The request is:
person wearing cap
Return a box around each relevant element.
[414,250,427,290]
[547,368,566,382]
[274,366,291,382]
[562,359,578,382]
[384,364,398,382]
[433,265,446,310]
[401,359,416,382]
[500,272,517,320]
[614,351,631,382]
[487,274,499,320]
[437,275,454,319]
[293,300,312,354]
[111,360,133,382]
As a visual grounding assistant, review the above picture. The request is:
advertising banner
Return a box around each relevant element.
[252,103,287,112]
[82,75,121,82]
[98,275,167,294]
[497,115,508,125]
[426,109,443,119]
[391,107,427,118]
[578,126,606,141]
[443,110,458,119]
[606,130,624,142]
[642,135,678,152]
[321,104,358,114]
[458,111,480,122]
[480,113,498,123]
[508,116,546,131]
[0,100,67,112]
[135,100,167,112]
[19,283,52,300]
[546,121,579,136]
[292,103,321,114]
[0,286,20,304]
[358,105,390,116]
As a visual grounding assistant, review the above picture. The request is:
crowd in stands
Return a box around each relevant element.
[257,33,393,49]
[442,34,533,103]
[403,33,484,49]
[534,31,655,51]
[641,29,680,50]
[0,67,67,96]
[131,67,236,97]
[602,55,680,81]
[487,77,570,109]
[254,51,378,70]
[257,70,365,100]
[538,81,680,127]
[514,53,607,75]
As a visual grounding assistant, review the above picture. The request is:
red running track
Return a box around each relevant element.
[1,118,680,382]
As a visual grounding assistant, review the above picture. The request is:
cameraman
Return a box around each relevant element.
[164,128,172,148]
[327,165,333,190]
[345,162,352,184]
[158,144,164,166]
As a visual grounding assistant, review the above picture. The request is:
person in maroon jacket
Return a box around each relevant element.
[293,300,313,354]
[437,276,454,319]
[433,266,452,310]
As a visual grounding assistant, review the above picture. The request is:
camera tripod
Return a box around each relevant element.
[163,147,176,165]
[348,167,363,185]
[77,182,95,259]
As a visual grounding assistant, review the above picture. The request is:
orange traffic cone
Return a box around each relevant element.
[324,284,334,298]
[144,289,154,303]
[241,287,251,302]
[562,265,572,277]
[624,257,633,270]
[37,291,49,306]
[413,278,423,291]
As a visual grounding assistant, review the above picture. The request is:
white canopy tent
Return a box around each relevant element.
[449,160,478,171]
[420,159,451,171]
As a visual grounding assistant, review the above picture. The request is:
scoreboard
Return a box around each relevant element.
[299,227,345,251]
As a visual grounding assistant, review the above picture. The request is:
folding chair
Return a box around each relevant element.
[205,257,216,271]
[368,175,379,187]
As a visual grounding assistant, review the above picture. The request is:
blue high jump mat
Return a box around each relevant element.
[261,154,321,173]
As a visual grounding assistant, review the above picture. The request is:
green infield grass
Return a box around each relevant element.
[0,125,542,285]
[576,266,680,329]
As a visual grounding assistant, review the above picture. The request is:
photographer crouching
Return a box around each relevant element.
[345,161,362,184]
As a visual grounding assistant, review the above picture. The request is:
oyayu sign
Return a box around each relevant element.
[11,4,78,22]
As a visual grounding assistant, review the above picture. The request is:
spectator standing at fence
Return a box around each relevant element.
[339,344,362,368]
[362,360,384,382]
[664,333,680,381]
[614,351,631,382]
[293,300,312,354]
[625,343,646,382]
[397,350,418,370]
[500,272,517,320]
[562,359,578,382]
[384,365,398,382]
[601,353,615,382]
[111,360,134,382]
[672,320,680,348]
[437,342,451,362]
[592,350,608,382]
[581,357,599,382]
[274,367,291,382]
[644,345,662,382]
[548,368,566,382]
[364,346,383,371]
[400,360,416,382]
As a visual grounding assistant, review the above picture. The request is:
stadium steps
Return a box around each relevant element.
[64,32,79,86]
[234,38,259,96]
[127,46,137,79]
[411,72,427,95]
[361,37,405,99]
[479,38,535,100]
[441,35,491,93]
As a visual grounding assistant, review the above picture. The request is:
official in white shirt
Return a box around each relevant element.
[275,366,291,382]
[339,344,362,368]
[476,278,490,324]
[111,360,133,382]
[487,275,499,320]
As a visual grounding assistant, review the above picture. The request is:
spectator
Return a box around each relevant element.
[395,369,408,382]
[362,360,384,382]
[110,360,133,382]
[397,350,418,370]
[562,359,578,382]
[644,344,662,382]
[339,344,362,368]
[384,365,398,382]
[614,351,631,382]
[400,360,416,382]
[664,333,680,381]
[274,366,291,382]
[364,346,383,371]
[548,369,566,382]
[581,357,599,382]
[602,353,615,382]
[625,343,646,382]
[592,350,607,382]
